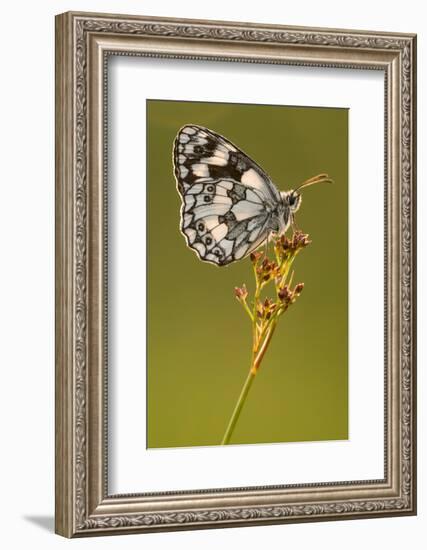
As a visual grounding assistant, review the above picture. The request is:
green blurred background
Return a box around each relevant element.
[147,99,348,448]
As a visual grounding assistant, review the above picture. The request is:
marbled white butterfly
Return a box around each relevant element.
[173,124,331,266]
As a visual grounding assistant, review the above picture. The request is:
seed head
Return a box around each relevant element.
[234,284,248,301]
[278,285,292,305]
[294,282,304,295]
[250,251,263,264]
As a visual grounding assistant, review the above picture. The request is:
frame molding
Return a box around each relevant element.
[55,11,416,537]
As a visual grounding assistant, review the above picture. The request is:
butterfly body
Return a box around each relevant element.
[173,125,305,266]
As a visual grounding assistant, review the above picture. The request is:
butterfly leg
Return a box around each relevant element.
[291,214,300,233]
[264,232,270,257]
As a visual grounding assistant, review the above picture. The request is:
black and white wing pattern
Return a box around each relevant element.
[173,125,281,266]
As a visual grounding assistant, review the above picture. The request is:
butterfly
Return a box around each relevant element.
[173,124,331,266]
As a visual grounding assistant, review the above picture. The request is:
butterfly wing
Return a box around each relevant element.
[173,125,280,266]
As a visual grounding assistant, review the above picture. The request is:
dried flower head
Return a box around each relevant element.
[294,282,305,296]
[275,231,311,263]
[253,256,279,285]
[278,285,293,305]
[292,230,311,249]
[250,251,263,264]
[234,284,248,301]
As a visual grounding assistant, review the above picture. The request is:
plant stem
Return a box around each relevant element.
[221,321,277,445]
[241,299,254,321]
[279,255,296,289]
[253,322,277,373]
[221,368,256,445]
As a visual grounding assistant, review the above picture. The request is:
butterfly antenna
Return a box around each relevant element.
[294,173,333,192]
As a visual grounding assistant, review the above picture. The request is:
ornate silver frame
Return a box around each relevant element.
[55,11,417,537]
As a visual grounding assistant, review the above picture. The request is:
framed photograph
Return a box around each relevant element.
[55,11,417,537]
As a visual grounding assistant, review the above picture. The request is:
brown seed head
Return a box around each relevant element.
[292,231,311,249]
[234,284,248,300]
[294,282,304,295]
[264,298,273,308]
[278,285,292,305]
[250,251,263,264]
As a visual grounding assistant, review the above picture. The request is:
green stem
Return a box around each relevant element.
[279,255,296,289]
[221,321,277,445]
[253,279,261,347]
[253,322,277,370]
[221,368,256,445]
[241,299,254,321]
